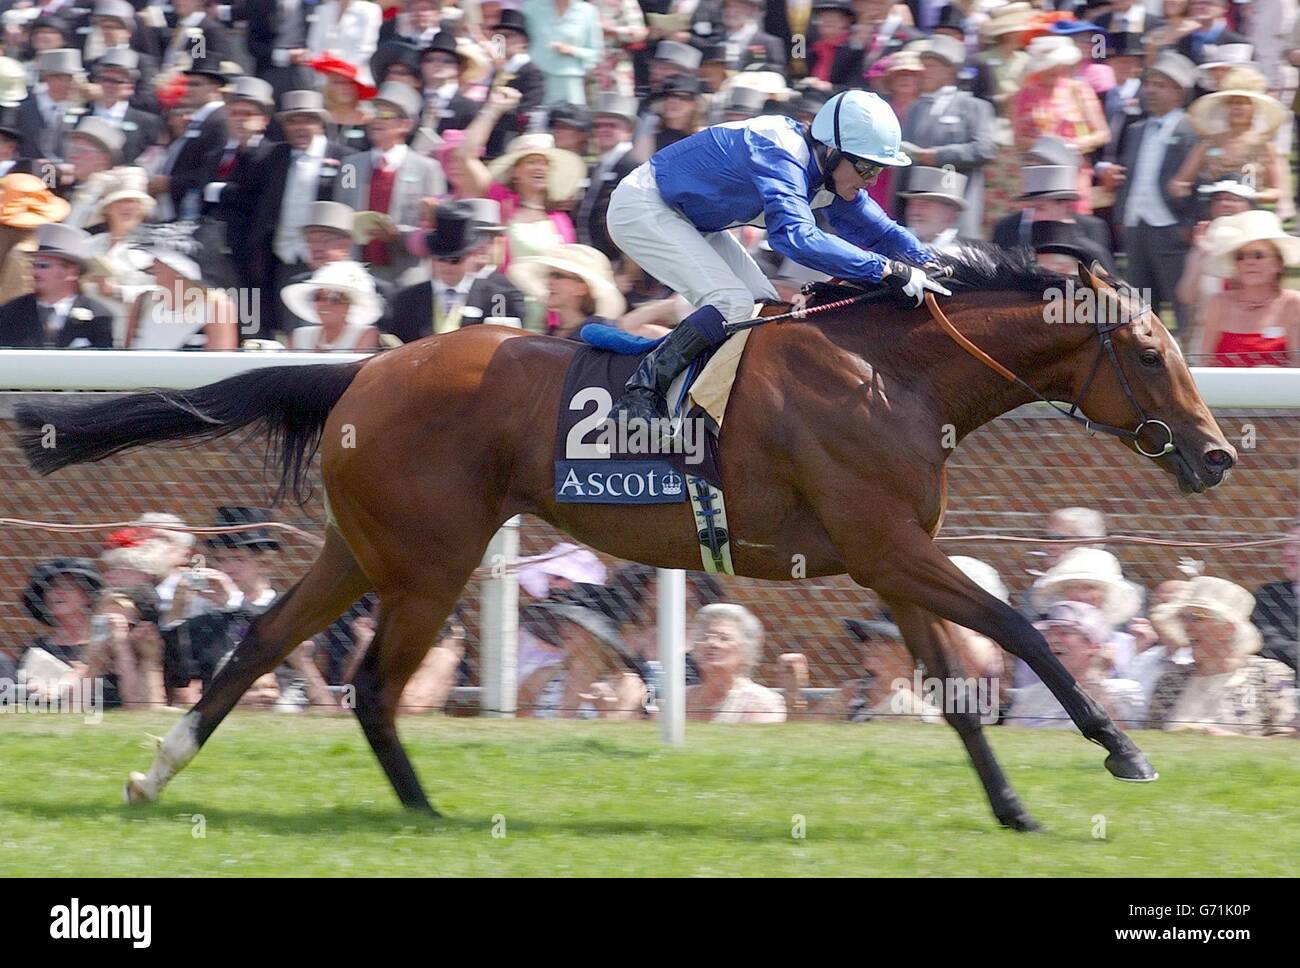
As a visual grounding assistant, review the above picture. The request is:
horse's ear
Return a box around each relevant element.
[1076,260,1109,291]
[1089,260,1115,289]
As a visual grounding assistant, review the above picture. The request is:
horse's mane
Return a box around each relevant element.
[804,242,1071,310]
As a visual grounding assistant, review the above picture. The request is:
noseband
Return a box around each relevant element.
[923,292,1176,461]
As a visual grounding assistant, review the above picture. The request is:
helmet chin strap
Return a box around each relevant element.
[803,123,840,193]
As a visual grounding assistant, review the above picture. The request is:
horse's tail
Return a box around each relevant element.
[15,361,366,505]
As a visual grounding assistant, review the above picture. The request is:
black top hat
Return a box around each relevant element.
[1104,32,1146,59]
[494,8,528,38]
[204,506,282,552]
[426,200,483,259]
[813,0,856,15]
[23,558,104,626]
[183,54,227,83]
[371,41,422,84]
[423,29,466,67]
[0,105,22,141]
[932,4,966,33]
[548,102,591,131]
[841,617,902,643]
[1031,219,1102,265]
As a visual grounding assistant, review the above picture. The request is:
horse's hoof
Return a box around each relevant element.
[1105,750,1158,782]
[999,812,1043,833]
[124,771,156,804]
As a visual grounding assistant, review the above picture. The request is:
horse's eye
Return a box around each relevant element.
[1139,349,1162,368]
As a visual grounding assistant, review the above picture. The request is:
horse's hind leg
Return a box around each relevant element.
[885,598,1040,832]
[125,526,371,803]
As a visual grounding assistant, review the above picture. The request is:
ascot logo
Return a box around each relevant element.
[49,899,151,948]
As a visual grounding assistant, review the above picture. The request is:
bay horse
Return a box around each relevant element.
[15,247,1235,831]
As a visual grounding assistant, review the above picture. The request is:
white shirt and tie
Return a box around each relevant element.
[36,294,77,343]
[274,134,328,264]
[1123,109,1184,228]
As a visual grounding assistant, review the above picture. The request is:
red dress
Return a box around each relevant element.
[1213,332,1290,367]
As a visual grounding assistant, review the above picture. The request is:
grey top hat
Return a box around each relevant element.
[1027,134,1082,170]
[899,165,968,209]
[462,196,503,231]
[68,116,125,160]
[591,91,639,126]
[302,200,355,236]
[92,0,135,23]
[1016,165,1079,201]
[371,81,422,120]
[916,34,966,67]
[654,40,702,71]
[37,48,82,76]
[228,75,275,110]
[1147,50,1197,90]
[276,88,328,120]
[93,47,139,77]
[35,221,91,268]
[723,85,769,116]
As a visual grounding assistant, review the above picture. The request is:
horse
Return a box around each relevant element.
[15,246,1236,831]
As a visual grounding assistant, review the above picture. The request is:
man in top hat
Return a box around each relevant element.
[647,40,703,99]
[0,222,114,347]
[898,35,996,237]
[87,1,162,108]
[992,164,1114,266]
[931,3,996,103]
[543,103,591,155]
[717,82,766,123]
[1097,50,1200,331]
[14,48,85,163]
[153,55,230,216]
[576,92,642,259]
[208,87,349,335]
[380,0,443,48]
[1031,219,1117,275]
[693,0,787,72]
[1099,32,1148,165]
[244,0,314,101]
[86,48,162,163]
[484,6,545,158]
[62,117,125,225]
[420,30,480,135]
[338,81,446,284]
[159,0,236,71]
[387,199,525,341]
[898,165,972,252]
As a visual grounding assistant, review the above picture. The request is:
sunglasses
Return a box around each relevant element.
[1234,249,1274,262]
[313,290,351,304]
[846,155,884,180]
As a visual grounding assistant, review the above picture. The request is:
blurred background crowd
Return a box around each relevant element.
[6,505,1297,736]
[0,0,1299,361]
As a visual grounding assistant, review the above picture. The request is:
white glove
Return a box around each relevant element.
[883,260,952,306]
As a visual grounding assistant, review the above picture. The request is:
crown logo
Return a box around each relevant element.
[661,471,683,496]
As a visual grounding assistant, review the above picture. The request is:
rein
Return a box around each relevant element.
[725,284,1175,462]
[920,292,1176,461]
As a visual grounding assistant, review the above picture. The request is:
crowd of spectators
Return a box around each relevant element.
[0,0,1298,362]
[5,506,1295,739]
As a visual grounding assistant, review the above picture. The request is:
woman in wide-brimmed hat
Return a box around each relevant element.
[0,172,71,304]
[1031,546,1146,677]
[508,243,627,339]
[309,52,376,155]
[1144,577,1296,736]
[123,230,239,350]
[1170,85,1287,205]
[1011,35,1109,214]
[1194,209,1300,366]
[282,259,383,351]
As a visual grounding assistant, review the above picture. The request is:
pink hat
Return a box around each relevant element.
[516,543,607,598]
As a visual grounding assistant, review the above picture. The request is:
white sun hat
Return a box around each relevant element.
[950,556,1009,604]
[1203,209,1300,277]
[1022,36,1082,76]
[1031,547,1142,627]
[508,243,627,320]
[1187,87,1288,138]
[1147,576,1262,656]
[281,260,385,327]
[486,133,586,202]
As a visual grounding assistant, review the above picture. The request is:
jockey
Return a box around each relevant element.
[604,89,952,432]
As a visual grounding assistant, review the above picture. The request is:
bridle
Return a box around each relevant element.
[922,291,1177,460]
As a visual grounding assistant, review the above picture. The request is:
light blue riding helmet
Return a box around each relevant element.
[810,90,912,167]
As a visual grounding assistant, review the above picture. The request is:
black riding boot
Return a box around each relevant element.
[606,319,719,433]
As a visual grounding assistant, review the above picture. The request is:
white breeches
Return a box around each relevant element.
[606,162,779,325]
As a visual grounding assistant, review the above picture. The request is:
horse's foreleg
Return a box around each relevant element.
[884,597,1040,831]
[862,526,1156,783]
[125,527,371,804]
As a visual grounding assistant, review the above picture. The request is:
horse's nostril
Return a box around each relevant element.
[1205,448,1235,471]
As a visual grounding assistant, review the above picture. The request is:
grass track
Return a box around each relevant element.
[1,714,1297,876]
